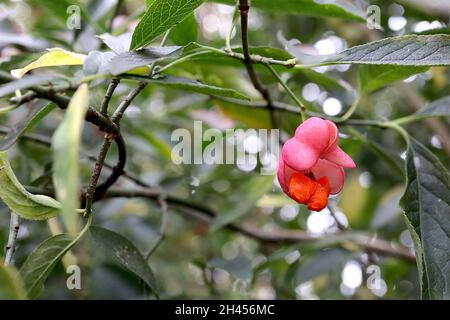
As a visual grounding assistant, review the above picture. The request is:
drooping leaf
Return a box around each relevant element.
[107,46,182,75]
[128,74,250,100]
[400,138,450,299]
[359,65,429,93]
[0,101,56,151]
[0,260,27,300]
[89,226,159,297]
[130,0,204,50]
[327,35,450,66]
[10,48,86,78]
[0,151,60,220]
[0,75,58,98]
[52,84,89,234]
[169,13,199,45]
[211,0,366,22]
[210,175,274,230]
[19,234,79,299]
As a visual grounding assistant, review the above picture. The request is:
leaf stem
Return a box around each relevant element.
[157,50,211,74]
[337,94,361,122]
[381,121,411,148]
[265,64,307,122]
[84,133,115,215]
[225,5,239,53]
[237,0,277,129]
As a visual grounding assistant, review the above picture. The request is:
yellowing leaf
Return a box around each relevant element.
[11,48,86,78]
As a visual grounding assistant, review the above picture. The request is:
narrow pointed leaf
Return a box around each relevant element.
[52,84,89,234]
[416,96,450,118]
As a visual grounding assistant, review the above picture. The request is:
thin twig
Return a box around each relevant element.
[336,95,361,123]
[238,0,276,129]
[0,127,146,189]
[94,133,127,200]
[328,205,347,231]
[84,29,173,211]
[99,188,416,263]
[100,78,120,116]
[0,71,119,135]
[111,81,147,123]
[4,212,19,266]
[85,133,116,215]
[145,195,169,261]
[265,64,307,122]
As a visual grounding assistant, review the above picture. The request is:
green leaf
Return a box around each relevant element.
[0,75,57,98]
[415,96,450,118]
[400,138,450,299]
[328,35,450,66]
[0,101,56,151]
[130,0,204,50]
[169,13,198,45]
[0,151,60,220]
[52,84,89,234]
[394,96,450,124]
[210,175,274,230]
[19,234,75,299]
[0,261,26,299]
[107,46,182,76]
[211,0,366,22]
[128,74,250,100]
[359,65,429,93]
[209,256,252,282]
[89,226,159,297]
